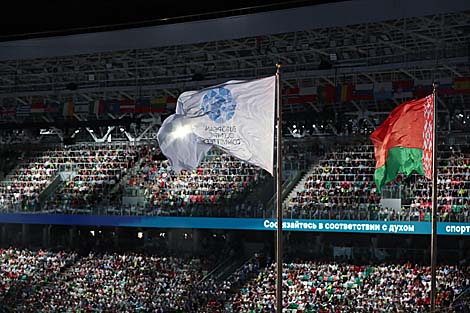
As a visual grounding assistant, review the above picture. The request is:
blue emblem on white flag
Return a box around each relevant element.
[157,76,276,175]
[201,87,236,124]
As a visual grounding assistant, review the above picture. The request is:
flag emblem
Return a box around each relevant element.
[158,76,275,174]
[201,87,237,123]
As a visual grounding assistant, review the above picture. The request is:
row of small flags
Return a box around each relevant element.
[283,77,470,104]
[2,77,470,118]
[1,97,177,118]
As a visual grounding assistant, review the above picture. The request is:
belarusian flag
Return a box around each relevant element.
[370,94,434,192]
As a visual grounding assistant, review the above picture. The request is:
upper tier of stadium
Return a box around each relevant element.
[0,134,468,223]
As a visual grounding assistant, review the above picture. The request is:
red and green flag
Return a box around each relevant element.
[370,94,434,192]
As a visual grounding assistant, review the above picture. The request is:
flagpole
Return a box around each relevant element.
[275,63,283,313]
[430,82,439,313]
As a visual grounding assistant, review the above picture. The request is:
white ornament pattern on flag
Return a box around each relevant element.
[422,94,434,180]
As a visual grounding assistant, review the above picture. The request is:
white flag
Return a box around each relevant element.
[157,76,276,175]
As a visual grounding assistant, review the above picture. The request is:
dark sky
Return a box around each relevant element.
[1,0,342,40]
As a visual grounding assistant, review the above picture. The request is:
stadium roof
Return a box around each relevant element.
[0,0,469,121]
[1,0,469,61]
[0,0,337,39]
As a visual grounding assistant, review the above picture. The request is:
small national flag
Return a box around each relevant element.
[45,101,60,114]
[352,84,374,101]
[317,85,336,103]
[16,104,31,117]
[136,98,150,113]
[283,87,317,105]
[0,108,16,117]
[63,101,74,117]
[370,94,434,192]
[438,77,455,95]
[283,87,299,95]
[299,87,317,96]
[157,76,276,174]
[120,99,136,113]
[105,100,120,114]
[31,103,45,114]
[166,97,177,111]
[393,80,414,99]
[74,103,89,113]
[336,84,353,102]
[373,82,393,101]
[151,98,167,112]
[453,77,470,93]
[90,100,104,115]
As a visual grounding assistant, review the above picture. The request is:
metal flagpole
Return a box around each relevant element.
[430,82,439,313]
[275,63,283,313]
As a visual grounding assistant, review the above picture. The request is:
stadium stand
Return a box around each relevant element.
[2,246,466,313]
[286,141,470,222]
[0,143,140,214]
[0,1,470,312]
[0,248,223,312]
[41,143,141,215]
[286,143,379,220]
[224,259,470,313]
[124,147,266,217]
[0,149,58,213]
[0,142,268,218]
[0,248,78,309]
[1,137,470,222]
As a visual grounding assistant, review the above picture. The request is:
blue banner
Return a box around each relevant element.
[0,214,469,235]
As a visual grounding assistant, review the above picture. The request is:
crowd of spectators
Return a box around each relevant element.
[0,248,77,309]
[42,143,143,214]
[0,144,143,212]
[225,260,470,312]
[406,146,470,222]
[0,248,223,312]
[1,138,470,221]
[0,149,59,213]
[287,144,381,219]
[1,248,469,312]
[199,255,265,312]
[0,143,147,214]
[125,146,266,217]
[0,143,267,217]
[287,143,470,222]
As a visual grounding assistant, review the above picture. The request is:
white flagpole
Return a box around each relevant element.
[430,82,439,312]
[275,63,283,313]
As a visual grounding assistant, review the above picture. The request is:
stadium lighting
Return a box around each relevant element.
[171,124,192,139]
[40,128,53,135]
